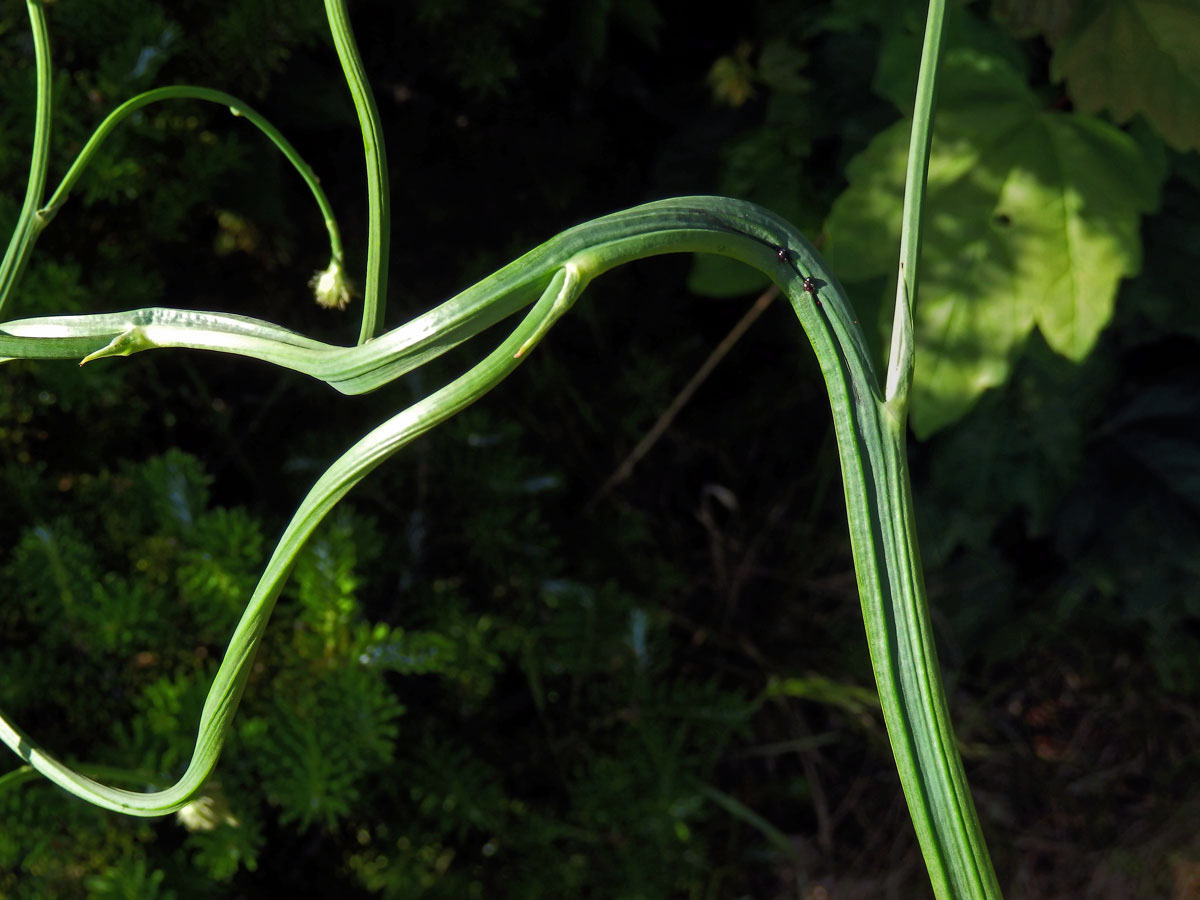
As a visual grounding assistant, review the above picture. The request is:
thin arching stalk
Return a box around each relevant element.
[0,0,53,318]
[886,0,946,409]
[324,0,390,343]
[0,3,347,318]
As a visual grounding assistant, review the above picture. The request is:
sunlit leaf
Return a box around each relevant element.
[826,50,1163,436]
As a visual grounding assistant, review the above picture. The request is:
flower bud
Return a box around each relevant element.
[310,260,354,310]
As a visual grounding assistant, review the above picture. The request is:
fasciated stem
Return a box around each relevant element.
[0,198,1003,900]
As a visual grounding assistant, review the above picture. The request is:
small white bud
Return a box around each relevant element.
[310,260,354,310]
[176,790,239,832]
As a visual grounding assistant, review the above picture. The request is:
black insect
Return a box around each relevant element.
[802,276,819,303]
[777,247,820,305]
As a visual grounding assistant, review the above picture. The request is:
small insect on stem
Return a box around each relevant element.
[778,246,821,306]
[802,275,821,306]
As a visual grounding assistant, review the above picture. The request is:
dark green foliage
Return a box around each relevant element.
[178,507,266,639]
[250,664,402,830]
[3,0,1200,897]
[86,856,178,900]
[0,770,138,899]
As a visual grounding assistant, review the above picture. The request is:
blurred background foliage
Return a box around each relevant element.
[1,0,1199,896]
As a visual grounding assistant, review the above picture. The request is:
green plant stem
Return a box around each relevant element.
[0,3,345,318]
[0,1,1004,894]
[0,266,580,816]
[0,0,53,319]
[324,0,390,344]
[876,3,1002,896]
[40,86,345,267]
[0,197,1003,900]
[886,0,946,409]
[0,763,164,794]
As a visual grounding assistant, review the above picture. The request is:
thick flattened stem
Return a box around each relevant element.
[0,266,578,816]
[0,196,1001,900]
[842,408,1001,900]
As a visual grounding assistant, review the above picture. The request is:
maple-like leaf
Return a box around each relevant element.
[825,50,1162,437]
[1051,0,1200,152]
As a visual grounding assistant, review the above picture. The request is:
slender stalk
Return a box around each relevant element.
[40,87,343,265]
[0,19,346,316]
[324,0,390,343]
[0,0,54,318]
[0,86,347,312]
[885,0,946,409]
